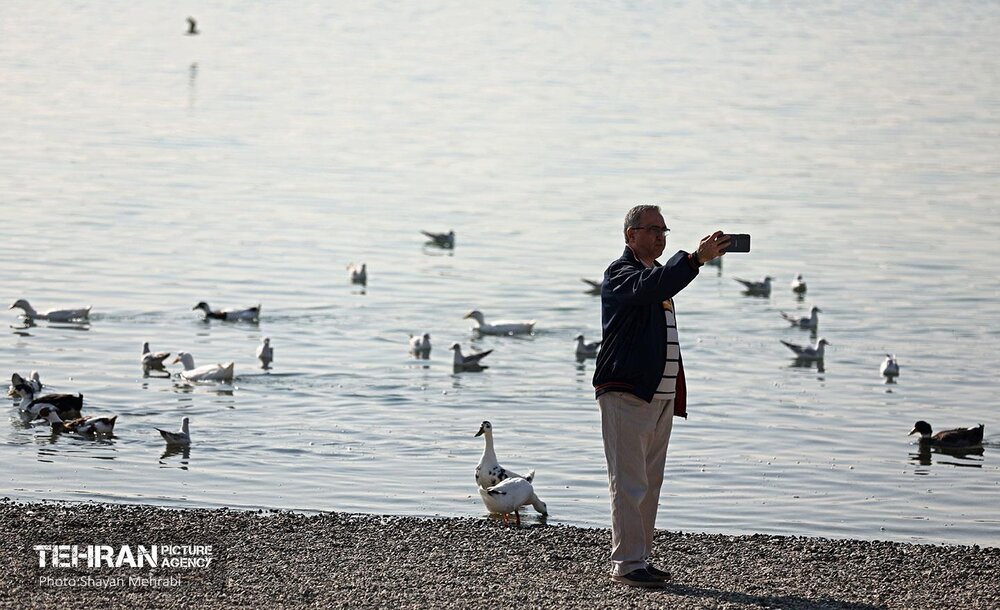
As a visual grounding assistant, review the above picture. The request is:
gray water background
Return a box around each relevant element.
[1,1,998,546]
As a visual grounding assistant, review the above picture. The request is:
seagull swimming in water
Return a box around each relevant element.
[409,333,432,358]
[575,334,601,358]
[451,343,492,372]
[780,337,831,361]
[463,310,535,335]
[157,417,192,446]
[791,274,807,295]
[421,230,454,249]
[186,17,199,35]
[734,277,773,297]
[9,299,91,322]
[347,263,367,286]
[780,306,821,330]
[141,342,171,371]
[880,354,899,380]
[257,337,273,368]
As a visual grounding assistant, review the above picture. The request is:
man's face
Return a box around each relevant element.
[627,210,668,261]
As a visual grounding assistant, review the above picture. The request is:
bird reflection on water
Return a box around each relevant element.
[910,444,984,469]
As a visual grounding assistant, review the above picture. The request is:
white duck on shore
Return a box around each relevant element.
[478,477,548,526]
[172,352,234,382]
[463,310,535,335]
[475,421,534,489]
[10,299,91,322]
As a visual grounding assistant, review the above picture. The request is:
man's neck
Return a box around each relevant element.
[627,245,656,268]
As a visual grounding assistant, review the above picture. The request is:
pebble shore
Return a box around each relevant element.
[2,500,997,609]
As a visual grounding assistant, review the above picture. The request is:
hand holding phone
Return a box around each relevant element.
[724,234,751,253]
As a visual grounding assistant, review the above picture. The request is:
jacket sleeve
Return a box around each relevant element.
[604,251,699,306]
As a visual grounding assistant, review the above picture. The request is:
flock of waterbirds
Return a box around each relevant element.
[6,229,987,525]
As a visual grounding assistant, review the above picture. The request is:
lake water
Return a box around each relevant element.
[2,1,998,547]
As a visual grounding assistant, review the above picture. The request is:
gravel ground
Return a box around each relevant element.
[1,500,997,609]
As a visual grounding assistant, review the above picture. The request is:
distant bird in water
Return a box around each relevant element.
[780,337,830,361]
[9,299,91,322]
[257,337,273,369]
[909,421,984,448]
[450,343,492,372]
[780,306,821,331]
[193,302,260,322]
[409,333,432,358]
[734,276,773,297]
[575,334,601,359]
[157,417,192,446]
[141,342,171,371]
[186,17,199,35]
[347,262,367,286]
[421,230,454,249]
[791,273,807,296]
[880,354,899,381]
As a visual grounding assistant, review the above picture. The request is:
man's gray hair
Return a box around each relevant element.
[623,204,660,242]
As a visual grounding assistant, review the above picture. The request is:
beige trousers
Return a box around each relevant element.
[598,391,675,576]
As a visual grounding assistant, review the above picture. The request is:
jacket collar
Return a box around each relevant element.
[622,246,660,268]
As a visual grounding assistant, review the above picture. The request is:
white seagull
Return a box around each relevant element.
[451,343,492,371]
[347,263,367,285]
[193,302,260,322]
[780,337,831,361]
[172,352,234,382]
[880,354,900,380]
[421,230,455,249]
[575,334,601,358]
[409,333,432,358]
[463,310,535,335]
[479,477,547,526]
[791,274,807,295]
[257,337,273,368]
[9,299,91,322]
[780,306,822,330]
[734,277,773,297]
[156,417,191,446]
[141,342,171,370]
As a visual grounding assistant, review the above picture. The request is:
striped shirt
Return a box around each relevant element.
[654,299,680,399]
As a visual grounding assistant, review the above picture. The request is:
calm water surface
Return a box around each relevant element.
[2,1,999,546]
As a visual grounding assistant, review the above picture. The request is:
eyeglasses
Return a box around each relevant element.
[630,225,670,237]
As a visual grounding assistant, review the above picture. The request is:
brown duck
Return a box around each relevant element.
[909,421,984,448]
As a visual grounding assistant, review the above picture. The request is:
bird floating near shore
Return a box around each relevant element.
[186,17,199,35]
[193,302,260,322]
[463,310,535,335]
[475,421,532,489]
[734,277,773,297]
[172,352,234,382]
[575,334,601,358]
[347,263,367,286]
[791,274,807,295]
[409,333,432,358]
[157,417,192,446]
[421,230,454,249]
[780,337,830,361]
[9,299,91,322]
[909,421,984,448]
[880,354,899,381]
[257,337,273,369]
[141,342,171,371]
[780,306,821,330]
[451,343,491,372]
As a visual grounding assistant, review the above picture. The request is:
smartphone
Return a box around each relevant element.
[724,234,751,253]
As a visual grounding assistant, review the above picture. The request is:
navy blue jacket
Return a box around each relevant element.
[593,247,699,416]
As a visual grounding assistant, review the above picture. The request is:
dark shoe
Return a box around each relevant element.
[646,564,671,581]
[611,568,667,588]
